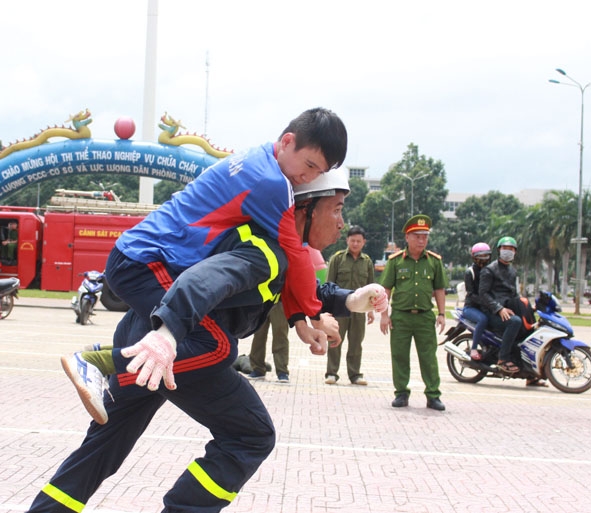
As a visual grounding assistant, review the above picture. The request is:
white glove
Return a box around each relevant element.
[121,325,177,391]
[346,284,389,313]
[371,287,389,313]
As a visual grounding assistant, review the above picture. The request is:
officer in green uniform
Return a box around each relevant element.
[248,302,290,382]
[379,214,447,411]
[325,225,375,385]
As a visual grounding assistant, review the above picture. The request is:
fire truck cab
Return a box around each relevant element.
[0,207,44,290]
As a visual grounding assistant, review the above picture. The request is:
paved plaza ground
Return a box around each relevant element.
[1,297,591,513]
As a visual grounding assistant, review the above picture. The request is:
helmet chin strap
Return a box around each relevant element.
[300,197,321,244]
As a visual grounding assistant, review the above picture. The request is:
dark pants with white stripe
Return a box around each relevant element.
[27,248,276,513]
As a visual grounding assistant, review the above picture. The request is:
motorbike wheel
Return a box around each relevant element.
[544,346,591,394]
[0,295,14,319]
[79,299,92,326]
[100,280,129,312]
[446,334,488,383]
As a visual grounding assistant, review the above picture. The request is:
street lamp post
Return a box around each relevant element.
[383,193,405,244]
[400,172,428,216]
[549,68,590,315]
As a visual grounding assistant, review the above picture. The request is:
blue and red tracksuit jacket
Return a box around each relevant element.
[115,142,322,321]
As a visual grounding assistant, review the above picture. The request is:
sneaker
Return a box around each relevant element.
[247,370,266,380]
[351,377,368,386]
[277,373,290,383]
[61,353,109,425]
[325,375,337,385]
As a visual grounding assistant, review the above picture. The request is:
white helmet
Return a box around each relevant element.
[293,167,350,202]
[294,167,349,244]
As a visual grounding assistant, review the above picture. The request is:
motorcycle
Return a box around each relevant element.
[0,277,19,319]
[71,270,105,325]
[443,291,591,394]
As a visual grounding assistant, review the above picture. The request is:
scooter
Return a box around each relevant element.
[71,270,105,325]
[443,291,591,394]
[0,277,19,319]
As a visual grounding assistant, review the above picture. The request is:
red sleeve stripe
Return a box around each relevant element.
[116,315,232,387]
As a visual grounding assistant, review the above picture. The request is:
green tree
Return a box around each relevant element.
[428,217,459,263]
[343,177,369,226]
[539,191,575,295]
[380,143,448,226]
[354,143,449,263]
[518,204,553,295]
[154,180,184,204]
[358,192,394,261]
[429,191,526,273]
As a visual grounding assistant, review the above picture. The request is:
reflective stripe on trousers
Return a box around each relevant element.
[187,461,238,503]
[40,484,84,513]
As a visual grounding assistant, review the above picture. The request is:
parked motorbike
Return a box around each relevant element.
[71,270,105,325]
[0,277,19,319]
[443,291,591,394]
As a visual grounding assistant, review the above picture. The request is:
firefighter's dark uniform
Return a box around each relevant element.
[27,223,352,513]
[380,216,447,401]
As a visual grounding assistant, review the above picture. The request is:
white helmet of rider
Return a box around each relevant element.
[293,167,350,202]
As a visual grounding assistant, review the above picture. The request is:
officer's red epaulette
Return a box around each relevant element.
[426,250,442,260]
[388,250,405,260]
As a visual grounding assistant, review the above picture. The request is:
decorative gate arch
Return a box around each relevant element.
[0,110,232,201]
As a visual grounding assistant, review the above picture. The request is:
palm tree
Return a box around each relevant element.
[542,190,578,297]
[521,205,554,295]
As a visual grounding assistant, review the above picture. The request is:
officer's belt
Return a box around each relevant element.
[398,309,430,314]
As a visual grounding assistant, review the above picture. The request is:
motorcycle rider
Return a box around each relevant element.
[462,243,492,360]
[478,236,522,373]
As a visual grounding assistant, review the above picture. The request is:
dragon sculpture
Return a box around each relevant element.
[158,112,232,158]
[0,109,93,160]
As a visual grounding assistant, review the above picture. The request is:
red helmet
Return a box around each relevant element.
[471,242,491,266]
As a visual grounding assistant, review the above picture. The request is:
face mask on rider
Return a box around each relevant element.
[499,249,515,262]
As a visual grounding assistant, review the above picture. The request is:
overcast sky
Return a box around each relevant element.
[1,0,590,195]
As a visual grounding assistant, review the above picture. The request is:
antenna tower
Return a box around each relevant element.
[204,50,210,137]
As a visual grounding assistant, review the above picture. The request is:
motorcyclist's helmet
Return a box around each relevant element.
[293,168,350,243]
[470,242,491,266]
[497,236,517,249]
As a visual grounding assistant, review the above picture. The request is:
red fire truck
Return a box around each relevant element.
[0,191,157,311]
[1,189,330,311]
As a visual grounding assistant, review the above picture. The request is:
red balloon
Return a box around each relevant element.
[114,117,136,140]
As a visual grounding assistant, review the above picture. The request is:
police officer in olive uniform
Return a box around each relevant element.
[379,214,447,411]
[325,225,375,385]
